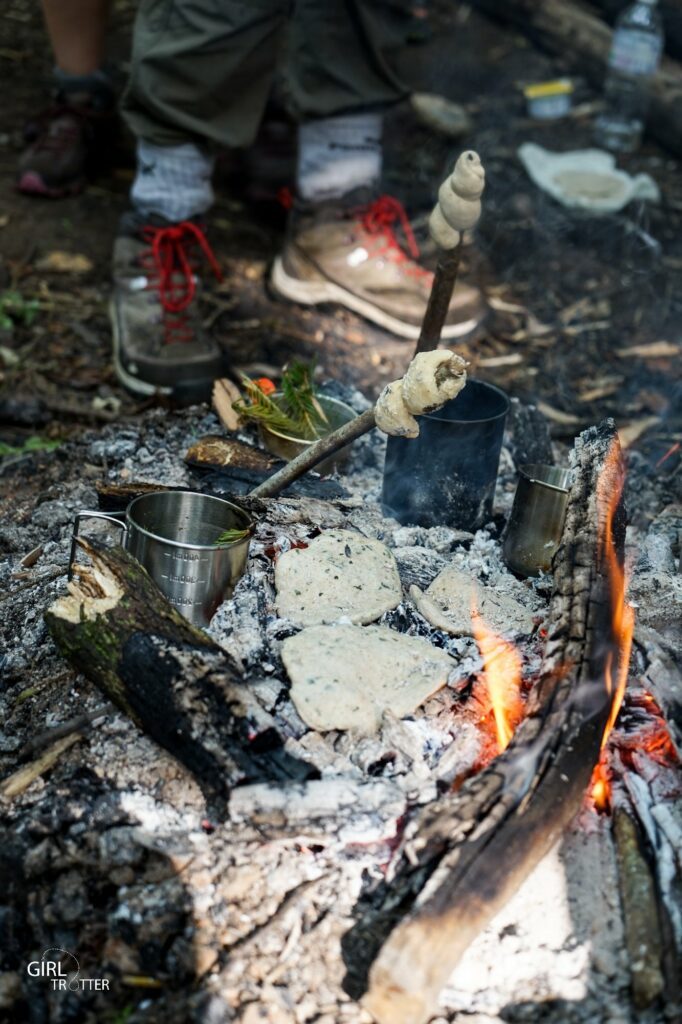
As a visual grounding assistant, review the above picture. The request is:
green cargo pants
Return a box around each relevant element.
[123,0,409,149]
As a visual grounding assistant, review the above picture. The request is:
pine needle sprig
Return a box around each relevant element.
[232,361,330,440]
[280,360,329,438]
[233,378,305,436]
[214,527,251,545]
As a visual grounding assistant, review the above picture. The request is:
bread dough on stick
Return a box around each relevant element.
[402,350,467,415]
[375,352,468,438]
[428,150,485,249]
[374,379,419,438]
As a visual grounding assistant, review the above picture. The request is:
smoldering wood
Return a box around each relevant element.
[344,420,627,1024]
[635,624,682,757]
[615,747,682,1010]
[44,540,312,814]
[471,0,682,159]
[613,807,665,1009]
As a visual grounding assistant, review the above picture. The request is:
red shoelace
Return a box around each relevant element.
[359,195,420,261]
[356,195,430,280]
[140,221,223,344]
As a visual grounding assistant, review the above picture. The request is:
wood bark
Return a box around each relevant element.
[344,420,628,1024]
[44,540,310,814]
[472,0,682,158]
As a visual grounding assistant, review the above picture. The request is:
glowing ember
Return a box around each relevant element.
[591,440,636,811]
[471,600,524,753]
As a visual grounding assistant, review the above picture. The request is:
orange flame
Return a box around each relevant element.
[591,440,636,811]
[471,600,524,753]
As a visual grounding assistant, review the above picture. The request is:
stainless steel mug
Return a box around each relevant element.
[503,464,572,577]
[69,490,253,627]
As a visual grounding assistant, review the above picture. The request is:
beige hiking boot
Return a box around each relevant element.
[271,193,485,340]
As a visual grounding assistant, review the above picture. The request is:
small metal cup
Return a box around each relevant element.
[259,394,356,474]
[69,490,252,627]
[503,464,572,578]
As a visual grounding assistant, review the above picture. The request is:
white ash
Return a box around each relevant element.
[2,399,679,1024]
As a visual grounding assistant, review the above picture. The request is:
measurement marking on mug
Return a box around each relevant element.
[161,573,207,584]
[169,596,202,607]
[163,551,208,563]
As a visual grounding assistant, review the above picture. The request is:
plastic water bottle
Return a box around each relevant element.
[595,0,664,153]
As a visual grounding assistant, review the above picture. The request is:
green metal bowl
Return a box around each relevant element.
[259,393,356,475]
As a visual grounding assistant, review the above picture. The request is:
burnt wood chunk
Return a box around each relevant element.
[185,435,279,473]
[44,540,309,814]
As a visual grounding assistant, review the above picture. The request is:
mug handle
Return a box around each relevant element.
[68,511,128,581]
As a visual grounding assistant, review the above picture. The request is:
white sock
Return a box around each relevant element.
[297,113,382,202]
[131,140,215,222]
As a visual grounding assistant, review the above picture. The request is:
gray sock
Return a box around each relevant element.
[297,113,383,201]
[131,140,215,223]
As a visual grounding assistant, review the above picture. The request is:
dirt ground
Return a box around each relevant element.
[0,0,680,465]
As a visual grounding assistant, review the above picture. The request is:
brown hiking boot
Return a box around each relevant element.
[271,193,485,340]
[110,214,225,402]
[18,88,117,198]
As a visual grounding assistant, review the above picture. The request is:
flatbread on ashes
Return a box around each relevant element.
[281,623,454,733]
[410,566,535,637]
[275,528,402,627]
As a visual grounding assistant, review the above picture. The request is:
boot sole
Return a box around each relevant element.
[110,297,174,398]
[271,256,482,341]
[110,298,221,404]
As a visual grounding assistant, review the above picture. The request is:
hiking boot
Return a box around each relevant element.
[271,193,485,340]
[18,84,117,198]
[110,214,225,402]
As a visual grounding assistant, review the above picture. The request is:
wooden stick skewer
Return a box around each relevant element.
[250,151,485,500]
[413,241,463,356]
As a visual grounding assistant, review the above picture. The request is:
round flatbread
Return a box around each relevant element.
[275,529,402,627]
[410,566,535,637]
[282,623,454,733]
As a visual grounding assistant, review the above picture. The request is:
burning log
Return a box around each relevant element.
[344,419,633,1024]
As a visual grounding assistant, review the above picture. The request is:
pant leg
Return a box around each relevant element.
[122,0,289,149]
[286,0,410,120]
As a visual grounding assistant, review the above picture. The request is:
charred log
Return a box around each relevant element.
[343,419,628,1024]
[44,540,311,815]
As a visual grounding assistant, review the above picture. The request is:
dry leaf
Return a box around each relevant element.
[488,296,528,315]
[212,378,243,432]
[36,251,94,274]
[577,377,623,402]
[618,416,659,449]
[616,341,680,359]
[477,353,523,368]
[537,401,580,426]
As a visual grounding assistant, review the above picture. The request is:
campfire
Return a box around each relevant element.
[1,149,680,1024]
